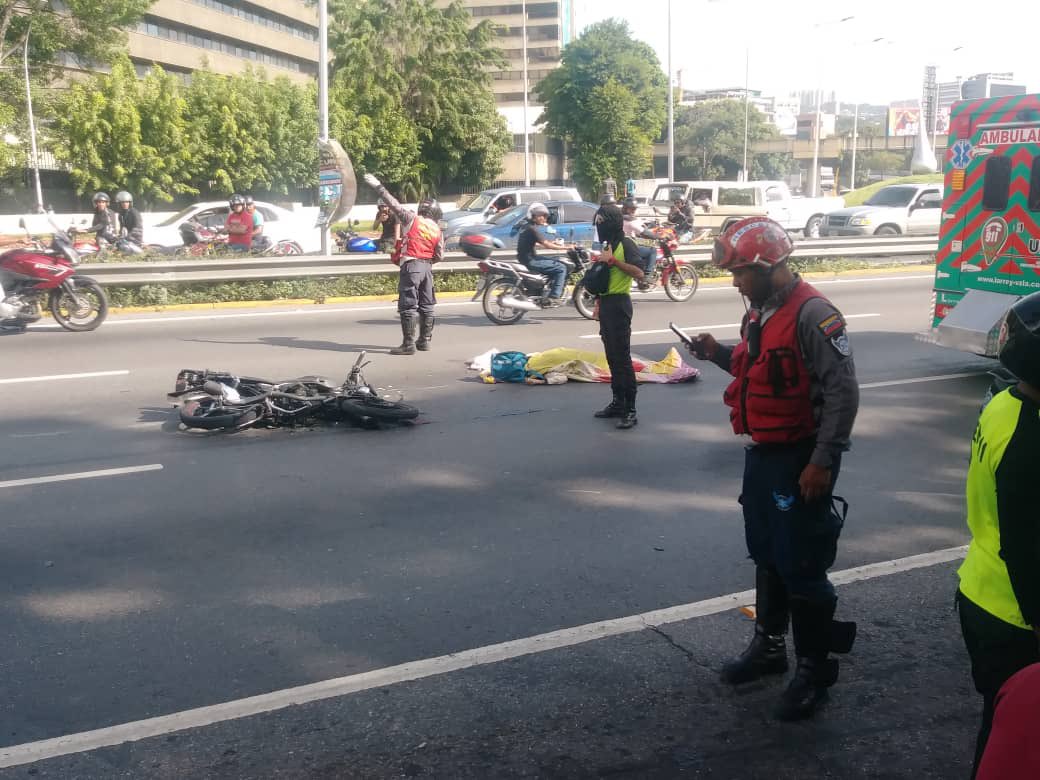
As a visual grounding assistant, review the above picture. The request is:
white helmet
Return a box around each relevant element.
[526,202,549,219]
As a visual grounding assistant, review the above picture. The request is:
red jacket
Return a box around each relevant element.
[397,215,441,262]
[723,280,822,443]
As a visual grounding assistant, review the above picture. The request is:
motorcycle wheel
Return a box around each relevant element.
[482,280,527,325]
[572,280,597,320]
[49,279,109,332]
[272,240,304,256]
[338,395,419,423]
[180,397,261,431]
[664,265,699,302]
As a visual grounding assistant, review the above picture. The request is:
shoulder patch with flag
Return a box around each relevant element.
[817,312,846,338]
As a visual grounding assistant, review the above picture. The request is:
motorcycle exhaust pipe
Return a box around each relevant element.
[499,294,541,312]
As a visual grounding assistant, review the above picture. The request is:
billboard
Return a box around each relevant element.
[888,106,951,137]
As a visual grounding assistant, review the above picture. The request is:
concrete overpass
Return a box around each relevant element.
[653,135,949,161]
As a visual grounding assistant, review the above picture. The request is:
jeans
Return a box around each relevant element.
[638,245,657,276]
[526,256,567,299]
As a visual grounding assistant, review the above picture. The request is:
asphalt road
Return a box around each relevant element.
[0,270,995,778]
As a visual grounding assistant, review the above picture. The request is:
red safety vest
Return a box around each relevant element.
[394,215,441,264]
[723,280,823,444]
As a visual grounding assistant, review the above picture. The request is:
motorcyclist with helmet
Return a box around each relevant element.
[668,196,695,236]
[957,289,1040,776]
[244,196,269,251]
[72,192,120,246]
[516,202,574,307]
[684,216,860,721]
[621,197,658,287]
[363,173,443,355]
[224,194,253,253]
[372,198,400,253]
[114,190,144,245]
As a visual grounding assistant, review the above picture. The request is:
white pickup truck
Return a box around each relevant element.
[650,180,844,238]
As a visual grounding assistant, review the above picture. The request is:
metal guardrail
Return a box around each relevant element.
[81,236,937,286]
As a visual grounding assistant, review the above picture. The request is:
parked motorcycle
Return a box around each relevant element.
[71,232,147,259]
[168,350,419,432]
[335,229,378,253]
[0,217,109,332]
[178,219,304,257]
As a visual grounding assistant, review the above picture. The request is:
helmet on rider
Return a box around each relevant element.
[998,290,1040,387]
[595,202,624,245]
[228,194,246,208]
[417,198,443,222]
[527,202,550,220]
[115,191,133,206]
[244,195,255,206]
[712,217,793,272]
[621,197,638,215]
[92,192,110,205]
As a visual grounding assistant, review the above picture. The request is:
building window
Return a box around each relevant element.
[189,0,318,40]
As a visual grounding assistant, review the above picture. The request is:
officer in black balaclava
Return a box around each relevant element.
[591,200,645,429]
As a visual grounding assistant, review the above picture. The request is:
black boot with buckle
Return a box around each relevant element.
[390,312,418,355]
[416,314,434,351]
[721,566,790,684]
[774,596,856,721]
[616,393,638,429]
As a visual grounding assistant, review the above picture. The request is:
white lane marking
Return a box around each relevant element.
[27,274,935,330]
[9,432,71,439]
[0,544,966,769]
[860,372,985,389]
[0,370,129,385]
[586,312,882,339]
[0,464,163,490]
[72,301,482,327]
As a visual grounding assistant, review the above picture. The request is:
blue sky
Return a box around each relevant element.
[574,0,1039,106]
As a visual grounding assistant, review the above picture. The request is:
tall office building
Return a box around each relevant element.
[126,0,318,83]
[938,72,1027,106]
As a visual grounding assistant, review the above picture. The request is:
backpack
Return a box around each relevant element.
[490,351,530,383]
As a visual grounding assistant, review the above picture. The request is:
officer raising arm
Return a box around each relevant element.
[363,173,444,355]
[685,217,859,721]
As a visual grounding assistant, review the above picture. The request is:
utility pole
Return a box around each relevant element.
[522,0,530,186]
[317,0,331,254]
[23,30,43,213]
[666,0,674,181]
[741,47,750,180]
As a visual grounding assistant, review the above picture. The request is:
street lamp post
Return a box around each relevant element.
[850,102,859,189]
[23,29,43,213]
[741,47,749,180]
[522,0,530,186]
[317,0,330,255]
[667,0,674,181]
[810,16,855,197]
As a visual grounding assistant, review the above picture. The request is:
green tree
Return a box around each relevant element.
[0,0,150,181]
[137,65,197,201]
[535,19,666,197]
[674,99,788,180]
[263,77,319,195]
[328,0,509,194]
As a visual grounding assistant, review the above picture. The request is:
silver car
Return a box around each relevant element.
[821,184,943,237]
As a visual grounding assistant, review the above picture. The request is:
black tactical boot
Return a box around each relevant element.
[594,393,624,418]
[390,312,418,355]
[774,597,856,721]
[416,314,434,351]
[721,566,790,684]
[616,394,638,429]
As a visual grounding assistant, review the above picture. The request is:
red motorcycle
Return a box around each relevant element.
[0,218,109,332]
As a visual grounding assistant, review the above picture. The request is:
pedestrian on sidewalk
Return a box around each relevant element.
[591,200,644,429]
[363,174,443,355]
[683,217,860,721]
[957,290,1040,777]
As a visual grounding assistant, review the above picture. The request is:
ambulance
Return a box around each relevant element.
[928,93,1040,356]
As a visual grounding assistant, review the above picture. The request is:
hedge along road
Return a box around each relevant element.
[0,271,991,773]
